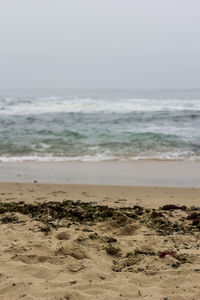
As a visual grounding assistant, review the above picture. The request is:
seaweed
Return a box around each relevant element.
[0,201,199,235]
[160,205,187,211]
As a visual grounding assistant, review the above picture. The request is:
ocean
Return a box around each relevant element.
[0,89,200,162]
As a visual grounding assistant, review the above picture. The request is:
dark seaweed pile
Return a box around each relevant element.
[0,200,199,236]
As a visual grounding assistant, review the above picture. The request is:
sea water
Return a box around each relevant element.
[0,89,200,162]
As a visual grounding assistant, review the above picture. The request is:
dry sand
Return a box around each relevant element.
[0,183,200,300]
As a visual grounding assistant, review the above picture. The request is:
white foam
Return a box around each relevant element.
[1,97,200,115]
[0,151,199,163]
[0,154,117,163]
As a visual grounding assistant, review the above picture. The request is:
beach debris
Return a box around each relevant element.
[137,267,144,272]
[151,211,164,219]
[1,213,19,224]
[159,250,175,258]
[160,204,187,211]
[159,250,189,264]
[133,205,144,216]
[110,215,131,228]
[39,224,51,235]
[172,262,181,268]
[0,201,199,236]
[89,233,99,240]
[192,219,200,226]
[189,206,200,211]
[187,212,200,220]
[111,247,157,273]
[105,245,121,256]
[186,212,200,227]
[102,236,117,243]
[82,227,93,232]
[134,248,156,256]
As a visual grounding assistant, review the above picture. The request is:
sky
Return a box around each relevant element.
[0,0,199,89]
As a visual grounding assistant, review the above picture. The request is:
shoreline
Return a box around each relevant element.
[0,160,200,187]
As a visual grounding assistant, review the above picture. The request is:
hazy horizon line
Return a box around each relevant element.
[0,88,200,91]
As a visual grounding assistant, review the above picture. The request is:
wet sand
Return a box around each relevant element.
[0,182,200,300]
[0,160,200,187]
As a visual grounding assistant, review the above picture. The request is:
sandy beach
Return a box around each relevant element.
[1,0,200,298]
[0,176,200,300]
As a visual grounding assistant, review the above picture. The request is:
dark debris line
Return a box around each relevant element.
[0,201,200,235]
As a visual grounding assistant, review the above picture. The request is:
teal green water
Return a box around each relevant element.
[0,89,200,161]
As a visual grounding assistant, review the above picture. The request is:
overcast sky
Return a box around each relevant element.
[0,0,199,89]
